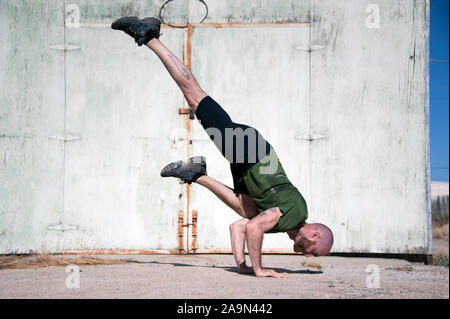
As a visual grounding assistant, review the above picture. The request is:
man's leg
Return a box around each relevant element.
[114,19,285,277]
[146,38,259,219]
[146,38,206,112]
[196,175,259,219]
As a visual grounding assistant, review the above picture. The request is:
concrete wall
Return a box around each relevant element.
[0,0,430,254]
[308,0,430,254]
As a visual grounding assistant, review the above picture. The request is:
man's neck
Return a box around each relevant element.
[287,229,300,240]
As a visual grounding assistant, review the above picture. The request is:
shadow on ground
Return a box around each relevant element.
[142,260,323,275]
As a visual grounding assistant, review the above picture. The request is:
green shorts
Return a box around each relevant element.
[243,148,308,233]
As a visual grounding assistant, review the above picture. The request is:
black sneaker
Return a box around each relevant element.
[160,156,207,184]
[111,16,161,46]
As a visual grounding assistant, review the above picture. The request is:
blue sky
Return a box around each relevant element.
[430,0,449,182]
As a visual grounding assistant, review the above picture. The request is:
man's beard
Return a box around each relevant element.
[298,235,316,250]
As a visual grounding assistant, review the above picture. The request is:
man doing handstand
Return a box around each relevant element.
[112,16,334,278]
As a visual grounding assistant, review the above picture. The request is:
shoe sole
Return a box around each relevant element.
[160,156,206,178]
[160,160,183,177]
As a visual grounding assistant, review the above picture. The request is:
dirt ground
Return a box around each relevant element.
[0,254,448,299]
[434,238,449,256]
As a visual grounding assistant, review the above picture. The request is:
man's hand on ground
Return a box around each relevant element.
[255,268,288,278]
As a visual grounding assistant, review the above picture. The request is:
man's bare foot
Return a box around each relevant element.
[254,268,288,278]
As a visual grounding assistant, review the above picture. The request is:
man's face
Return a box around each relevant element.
[294,230,318,257]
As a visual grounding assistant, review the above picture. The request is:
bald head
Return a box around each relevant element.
[311,223,334,256]
[296,223,334,257]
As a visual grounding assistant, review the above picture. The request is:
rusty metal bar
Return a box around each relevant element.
[178,108,194,119]
[187,22,310,28]
[73,22,310,29]
[59,249,296,255]
[177,210,185,254]
[186,24,193,70]
[191,210,198,252]
[178,108,190,114]
[182,24,194,253]
[189,249,298,255]
[61,249,180,255]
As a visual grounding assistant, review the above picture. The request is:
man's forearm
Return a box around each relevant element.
[245,226,264,272]
[230,225,246,267]
[240,209,287,278]
[230,219,251,268]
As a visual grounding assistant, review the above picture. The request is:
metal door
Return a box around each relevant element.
[0,0,66,253]
[61,24,186,252]
[308,0,430,254]
[0,0,430,256]
[189,23,311,253]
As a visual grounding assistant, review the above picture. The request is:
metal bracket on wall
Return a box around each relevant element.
[294,44,326,52]
[179,107,195,120]
[49,134,81,142]
[50,44,81,51]
[47,223,78,232]
[295,133,326,141]
[169,136,194,145]
[177,210,198,253]
[177,210,185,253]
[191,210,198,252]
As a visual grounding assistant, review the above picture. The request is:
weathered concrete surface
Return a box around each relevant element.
[308,0,430,255]
[1,0,431,255]
[191,24,311,251]
[0,254,447,299]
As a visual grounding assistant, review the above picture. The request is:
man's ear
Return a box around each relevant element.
[312,231,321,240]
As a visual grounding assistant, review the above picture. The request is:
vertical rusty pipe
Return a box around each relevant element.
[191,210,198,252]
[182,24,194,253]
[177,210,185,253]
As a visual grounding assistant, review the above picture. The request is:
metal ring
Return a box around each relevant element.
[159,0,208,28]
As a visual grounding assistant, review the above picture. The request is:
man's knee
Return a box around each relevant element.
[185,90,207,111]
[229,221,239,232]
[186,96,199,110]
[245,221,257,233]
[230,219,249,231]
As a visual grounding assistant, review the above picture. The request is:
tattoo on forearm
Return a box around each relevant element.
[168,54,191,80]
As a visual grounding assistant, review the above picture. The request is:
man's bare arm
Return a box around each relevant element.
[229,218,254,274]
[245,207,287,278]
